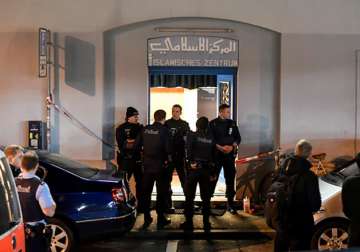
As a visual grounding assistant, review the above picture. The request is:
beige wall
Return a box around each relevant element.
[0,32,47,147]
[0,31,104,160]
[55,32,103,160]
[281,34,360,159]
[1,0,360,35]
[111,18,280,159]
[1,16,360,161]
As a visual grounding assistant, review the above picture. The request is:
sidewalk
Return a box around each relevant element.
[127,210,275,240]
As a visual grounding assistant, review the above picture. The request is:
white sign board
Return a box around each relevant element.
[148,36,238,67]
[39,28,48,78]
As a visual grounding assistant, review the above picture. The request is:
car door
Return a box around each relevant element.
[0,152,25,252]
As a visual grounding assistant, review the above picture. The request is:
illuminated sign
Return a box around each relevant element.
[148,36,238,67]
[39,28,49,78]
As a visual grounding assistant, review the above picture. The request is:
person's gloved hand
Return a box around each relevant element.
[190,162,198,169]
[209,174,218,182]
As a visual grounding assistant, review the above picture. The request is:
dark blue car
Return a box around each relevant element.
[35,151,136,252]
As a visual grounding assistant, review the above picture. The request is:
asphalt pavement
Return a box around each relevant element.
[79,210,275,252]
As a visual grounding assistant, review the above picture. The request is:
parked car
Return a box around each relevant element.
[311,158,359,250]
[0,150,25,252]
[35,151,137,252]
[239,150,356,251]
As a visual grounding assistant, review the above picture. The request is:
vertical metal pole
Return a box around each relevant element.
[46,30,52,151]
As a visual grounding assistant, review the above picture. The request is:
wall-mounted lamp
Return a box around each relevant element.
[154,27,233,33]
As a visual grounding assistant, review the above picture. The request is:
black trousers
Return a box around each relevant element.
[26,236,48,252]
[119,158,143,209]
[349,223,360,248]
[211,152,236,201]
[142,164,167,218]
[25,225,49,252]
[166,154,186,207]
[184,166,211,223]
[274,228,313,252]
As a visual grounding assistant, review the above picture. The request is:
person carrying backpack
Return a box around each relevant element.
[266,139,321,251]
[342,152,360,248]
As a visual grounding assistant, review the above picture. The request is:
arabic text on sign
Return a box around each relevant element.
[149,36,237,55]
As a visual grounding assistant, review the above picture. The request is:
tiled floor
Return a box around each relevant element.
[149,169,227,202]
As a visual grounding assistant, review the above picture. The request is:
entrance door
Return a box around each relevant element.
[148,68,236,201]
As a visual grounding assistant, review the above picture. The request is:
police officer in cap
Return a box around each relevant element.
[4,144,24,177]
[116,107,144,211]
[210,104,241,214]
[16,151,56,252]
[181,117,215,231]
[135,109,171,229]
[165,104,190,212]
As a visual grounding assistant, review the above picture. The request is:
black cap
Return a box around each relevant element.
[126,107,139,119]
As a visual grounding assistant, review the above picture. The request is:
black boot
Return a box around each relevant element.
[227,200,237,215]
[203,215,211,231]
[142,214,153,230]
[157,215,171,229]
[180,218,194,231]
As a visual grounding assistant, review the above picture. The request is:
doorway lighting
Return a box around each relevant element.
[154,27,233,33]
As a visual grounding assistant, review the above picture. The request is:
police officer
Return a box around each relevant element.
[181,117,215,231]
[4,144,24,177]
[165,104,190,212]
[116,107,144,211]
[16,151,56,252]
[136,109,171,229]
[210,104,241,214]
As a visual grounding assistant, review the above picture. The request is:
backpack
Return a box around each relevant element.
[264,159,301,230]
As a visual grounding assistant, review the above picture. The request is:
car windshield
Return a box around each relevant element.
[38,152,98,178]
[0,157,22,235]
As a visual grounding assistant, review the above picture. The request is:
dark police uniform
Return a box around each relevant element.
[209,117,241,205]
[10,164,21,177]
[165,118,190,208]
[16,173,53,252]
[136,122,171,224]
[184,130,216,229]
[116,121,144,209]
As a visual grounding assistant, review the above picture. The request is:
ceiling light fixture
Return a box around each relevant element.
[154,27,233,33]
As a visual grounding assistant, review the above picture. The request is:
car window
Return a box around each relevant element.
[38,152,98,178]
[338,162,360,177]
[321,161,360,187]
[0,157,22,235]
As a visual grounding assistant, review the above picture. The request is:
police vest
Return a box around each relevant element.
[189,132,214,162]
[15,177,45,223]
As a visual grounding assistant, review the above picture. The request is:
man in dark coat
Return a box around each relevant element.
[181,117,216,231]
[136,109,172,229]
[209,104,241,214]
[342,153,360,248]
[275,139,322,252]
[165,104,190,212]
[115,107,144,211]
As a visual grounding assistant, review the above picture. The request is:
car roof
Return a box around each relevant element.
[36,150,57,159]
[35,150,104,179]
